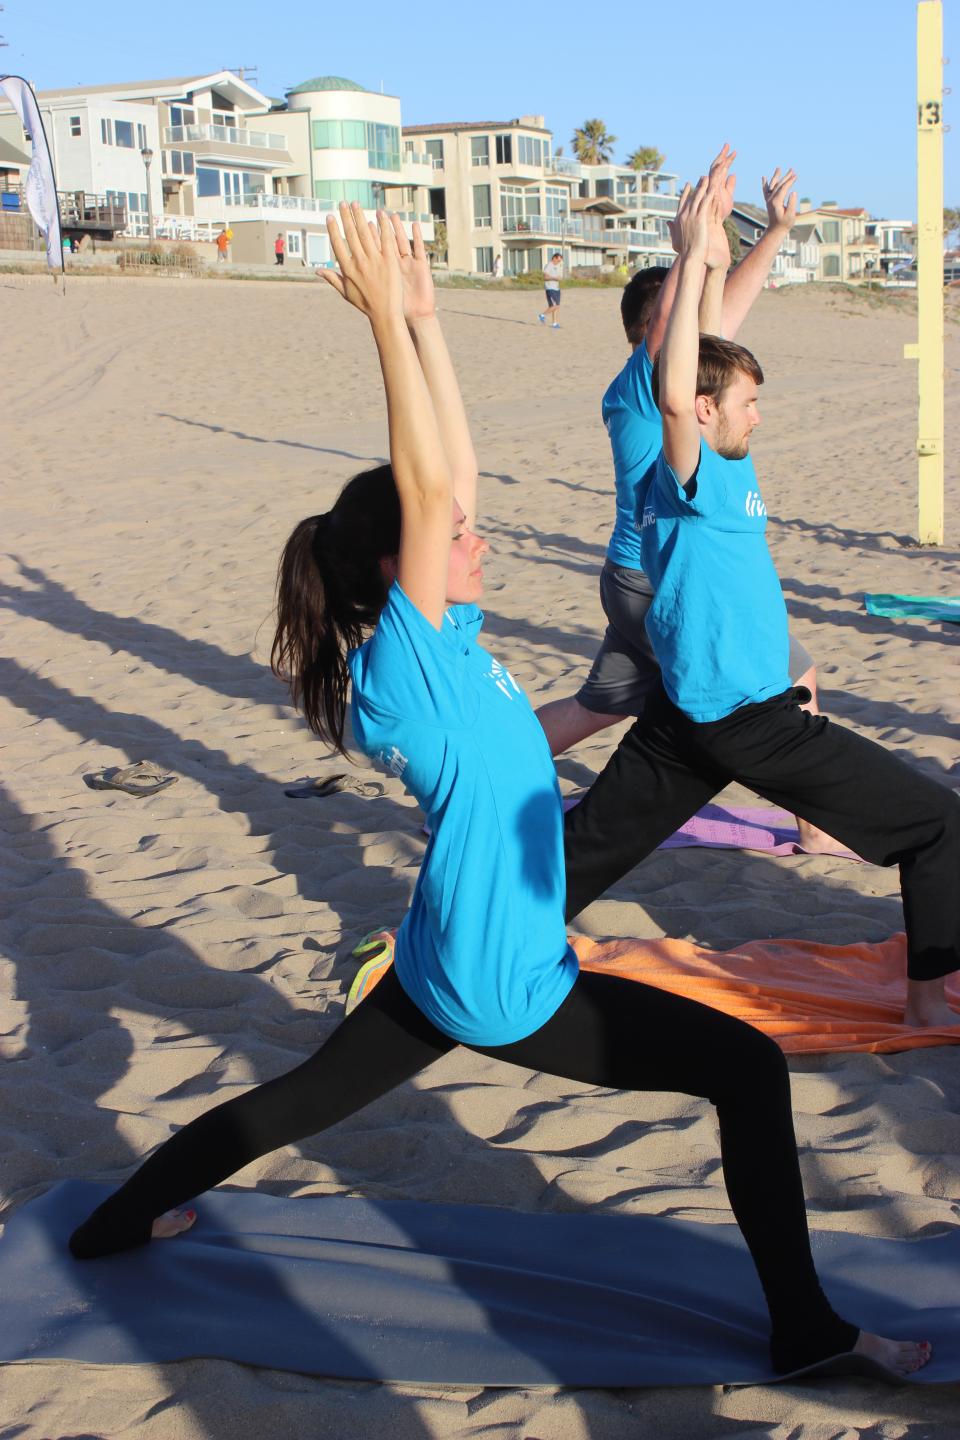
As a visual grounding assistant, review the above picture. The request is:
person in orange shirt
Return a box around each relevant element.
[216,227,231,262]
[275,232,285,266]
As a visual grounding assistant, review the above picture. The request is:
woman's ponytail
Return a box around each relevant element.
[271,465,401,754]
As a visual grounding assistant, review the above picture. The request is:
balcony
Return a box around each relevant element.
[163,124,291,166]
[637,192,679,215]
[547,156,583,179]
[400,152,436,188]
[221,192,335,219]
[500,214,582,239]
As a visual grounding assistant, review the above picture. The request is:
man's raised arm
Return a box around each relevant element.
[657,178,713,485]
[721,166,797,339]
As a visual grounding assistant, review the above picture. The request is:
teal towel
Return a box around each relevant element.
[864,594,960,624]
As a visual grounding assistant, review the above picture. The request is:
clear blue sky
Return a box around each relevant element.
[4,0,957,219]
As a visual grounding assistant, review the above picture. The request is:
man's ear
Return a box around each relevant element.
[694,394,714,426]
[379,555,399,584]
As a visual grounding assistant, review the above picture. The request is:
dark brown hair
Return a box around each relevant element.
[651,334,764,410]
[271,464,401,755]
[620,265,671,344]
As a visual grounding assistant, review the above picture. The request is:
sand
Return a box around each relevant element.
[0,271,958,1438]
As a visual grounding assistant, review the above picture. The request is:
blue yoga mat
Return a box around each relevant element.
[864,593,960,623]
[1,1182,956,1386]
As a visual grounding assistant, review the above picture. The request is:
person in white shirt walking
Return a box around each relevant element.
[539,251,563,327]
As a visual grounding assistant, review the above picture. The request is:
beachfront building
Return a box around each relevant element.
[572,162,679,271]
[402,116,590,275]
[869,218,915,276]
[728,201,821,284]
[0,71,433,265]
[796,204,882,282]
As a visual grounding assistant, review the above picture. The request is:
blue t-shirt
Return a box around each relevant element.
[348,582,578,1046]
[639,440,791,722]
[601,341,661,569]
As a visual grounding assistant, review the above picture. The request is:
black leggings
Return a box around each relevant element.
[565,685,960,980]
[70,966,856,1373]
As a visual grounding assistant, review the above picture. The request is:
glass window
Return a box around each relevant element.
[197,167,221,197]
[170,106,196,128]
[115,120,135,148]
[500,186,524,220]
[424,139,444,168]
[472,184,492,227]
[287,231,303,257]
[69,115,82,137]
[517,135,543,166]
[100,118,112,145]
[475,246,493,273]
[212,111,237,128]
[314,179,378,208]
[366,122,400,170]
[495,134,513,165]
[170,150,182,175]
[823,253,841,277]
[128,192,140,212]
[137,123,147,150]
[242,171,266,195]
[822,220,840,243]
[183,151,195,175]
[471,136,489,166]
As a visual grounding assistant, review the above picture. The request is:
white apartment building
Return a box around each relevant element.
[0,72,433,265]
[572,162,679,270]
[402,117,587,275]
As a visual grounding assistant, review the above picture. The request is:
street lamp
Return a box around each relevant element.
[140,146,155,243]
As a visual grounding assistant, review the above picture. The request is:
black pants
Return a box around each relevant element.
[69,966,855,1371]
[565,686,960,981]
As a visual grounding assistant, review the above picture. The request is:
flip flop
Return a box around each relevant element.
[85,761,178,798]
[284,775,385,800]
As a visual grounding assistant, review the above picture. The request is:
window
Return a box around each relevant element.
[475,246,493,273]
[823,253,841,277]
[100,118,113,145]
[472,184,492,228]
[424,139,444,169]
[366,122,400,171]
[287,231,302,257]
[69,115,82,138]
[517,135,543,166]
[137,123,147,151]
[212,111,237,128]
[314,179,379,208]
[165,150,195,176]
[495,134,512,165]
[822,220,840,243]
[115,120,135,148]
[312,118,366,150]
[471,136,489,166]
[169,106,196,128]
[197,167,221,197]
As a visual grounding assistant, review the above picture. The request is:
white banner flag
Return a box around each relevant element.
[0,74,63,271]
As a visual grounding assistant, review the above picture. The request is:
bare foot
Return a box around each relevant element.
[854,1330,932,1376]
[151,1207,196,1240]
[904,976,960,1029]
[795,818,857,857]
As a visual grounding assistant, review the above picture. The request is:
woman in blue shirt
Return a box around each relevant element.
[69,204,928,1380]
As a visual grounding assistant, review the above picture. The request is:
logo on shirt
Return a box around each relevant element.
[485,657,521,702]
[745,490,767,518]
[378,744,408,778]
[641,504,656,529]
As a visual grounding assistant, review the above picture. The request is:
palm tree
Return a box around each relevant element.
[572,119,617,165]
[626,145,665,173]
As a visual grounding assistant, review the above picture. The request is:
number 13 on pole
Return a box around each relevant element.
[904,0,945,545]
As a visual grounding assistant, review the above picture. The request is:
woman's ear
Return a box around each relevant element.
[379,554,399,584]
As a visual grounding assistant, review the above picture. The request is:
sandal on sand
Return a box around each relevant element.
[86,760,178,798]
[285,774,385,800]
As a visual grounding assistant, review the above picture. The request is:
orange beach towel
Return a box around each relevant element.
[350,932,960,1056]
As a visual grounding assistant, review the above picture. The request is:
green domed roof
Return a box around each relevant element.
[286,76,367,95]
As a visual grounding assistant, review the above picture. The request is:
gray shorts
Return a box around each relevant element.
[576,560,815,717]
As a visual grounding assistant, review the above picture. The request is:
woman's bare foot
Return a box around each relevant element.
[853,1331,932,1376]
[795,817,856,857]
[151,1207,196,1240]
[904,976,959,1029]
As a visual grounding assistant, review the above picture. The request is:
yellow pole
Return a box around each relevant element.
[904,0,945,544]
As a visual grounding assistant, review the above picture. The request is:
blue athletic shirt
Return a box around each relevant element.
[602,341,660,569]
[639,439,791,722]
[348,581,578,1046]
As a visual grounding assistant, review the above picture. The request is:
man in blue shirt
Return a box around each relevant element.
[563,175,960,1029]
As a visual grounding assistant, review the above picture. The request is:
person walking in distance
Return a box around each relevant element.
[539,251,563,327]
[275,232,285,267]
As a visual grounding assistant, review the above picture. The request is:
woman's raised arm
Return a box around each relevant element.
[322,202,454,630]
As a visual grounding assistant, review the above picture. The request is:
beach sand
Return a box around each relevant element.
[1,272,958,1438]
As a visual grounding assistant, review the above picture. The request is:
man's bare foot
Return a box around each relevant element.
[795,817,856,857]
[853,1331,932,1376]
[904,976,960,1029]
[151,1207,196,1240]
